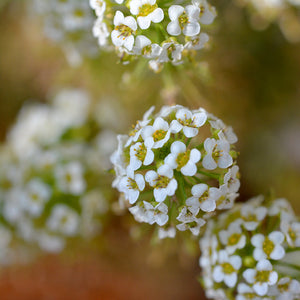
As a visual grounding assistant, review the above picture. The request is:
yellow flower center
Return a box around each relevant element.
[127,178,138,190]
[178,12,189,29]
[31,193,40,202]
[138,3,157,17]
[154,175,170,189]
[288,227,297,242]
[135,144,147,162]
[178,115,196,127]
[115,24,133,39]
[262,237,275,257]
[153,129,167,142]
[228,233,241,246]
[255,270,270,283]
[142,45,152,56]
[221,263,235,274]
[176,150,191,169]
[278,282,290,292]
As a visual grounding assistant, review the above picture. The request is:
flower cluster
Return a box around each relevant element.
[90,0,216,71]
[0,89,115,257]
[236,0,300,42]
[111,105,239,238]
[32,0,98,66]
[199,195,300,299]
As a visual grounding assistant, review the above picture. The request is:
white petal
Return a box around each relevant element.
[137,16,151,30]
[135,174,145,191]
[200,199,216,212]
[183,126,198,138]
[153,117,169,131]
[171,141,186,154]
[158,164,173,178]
[183,22,200,36]
[218,152,233,169]
[253,282,268,296]
[168,5,184,21]
[202,154,217,170]
[167,179,177,196]
[124,35,135,51]
[253,248,266,261]
[114,11,124,26]
[111,30,123,47]
[181,162,197,176]
[151,8,164,23]
[270,245,285,260]
[145,170,157,186]
[154,188,168,202]
[191,183,208,197]
[155,213,168,226]
[167,21,181,36]
[204,138,216,153]
[257,259,272,271]
[164,154,177,169]
[269,231,284,244]
[269,271,278,285]
[124,16,137,30]
[170,120,183,133]
[144,149,154,165]
[243,269,256,284]
[190,149,201,163]
[135,35,151,49]
[193,112,207,127]
[128,190,139,204]
[224,273,237,288]
[251,234,265,247]
[213,266,224,282]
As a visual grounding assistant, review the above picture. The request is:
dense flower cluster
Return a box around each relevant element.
[90,0,216,71]
[32,0,98,66]
[199,195,300,299]
[111,105,239,238]
[0,89,116,257]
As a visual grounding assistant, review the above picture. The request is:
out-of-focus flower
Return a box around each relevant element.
[199,196,300,299]
[90,0,216,71]
[111,105,239,238]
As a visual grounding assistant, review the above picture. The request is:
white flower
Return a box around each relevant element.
[176,206,206,235]
[236,283,258,300]
[170,108,207,137]
[219,221,246,255]
[130,0,164,29]
[240,201,267,230]
[167,5,200,37]
[133,35,162,59]
[55,162,86,195]
[281,221,300,247]
[111,11,137,51]
[22,179,51,217]
[125,106,154,147]
[209,114,238,144]
[143,201,169,226]
[202,138,233,170]
[158,227,176,239]
[268,198,295,221]
[243,259,278,296]
[141,117,171,149]
[223,165,240,193]
[184,33,209,50]
[93,17,110,46]
[145,164,177,202]
[47,205,79,236]
[268,277,300,300]
[127,142,154,177]
[251,231,285,261]
[118,173,145,204]
[3,188,25,223]
[164,141,201,176]
[186,183,219,213]
[192,0,216,25]
[212,250,242,288]
[157,42,184,65]
[90,0,106,18]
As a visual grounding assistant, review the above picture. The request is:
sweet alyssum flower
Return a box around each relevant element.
[32,0,98,66]
[199,196,300,299]
[90,0,216,70]
[111,105,239,238]
[0,89,113,257]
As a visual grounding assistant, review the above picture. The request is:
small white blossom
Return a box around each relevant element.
[127,142,154,177]
[236,283,259,300]
[55,162,86,195]
[192,0,216,25]
[157,42,184,65]
[89,0,106,18]
[47,205,79,236]
[167,5,200,36]
[251,231,285,261]
[143,201,169,226]
[184,33,209,50]
[164,141,201,176]
[145,164,177,202]
[281,221,300,247]
[186,183,219,213]
[141,117,171,149]
[130,0,164,29]
[243,259,278,296]
[37,231,65,253]
[111,11,137,51]
[219,221,246,255]
[133,35,162,59]
[223,165,240,193]
[170,108,207,137]
[93,17,110,46]
[240,200,267,230]
[118,173,145,204]
[202,138,233,170]
[268,277,300,300]
[212,250,242,288]
[158,227,176,239]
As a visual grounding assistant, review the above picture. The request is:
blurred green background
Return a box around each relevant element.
[0,1,300,299]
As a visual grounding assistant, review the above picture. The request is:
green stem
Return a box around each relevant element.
[197,170,219,180]
[174,171,187,204]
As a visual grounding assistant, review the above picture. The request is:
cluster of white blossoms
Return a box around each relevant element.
[90,0,216,71]
[32,0,98,66]
[199,195,300,299]
[111,105,239,238]
[0,89,116,256]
